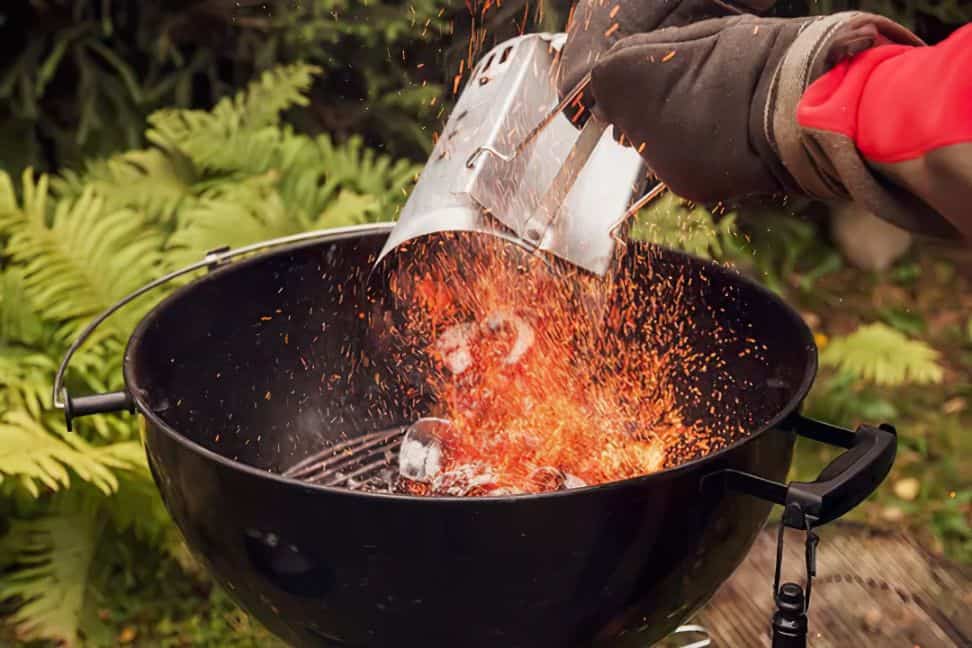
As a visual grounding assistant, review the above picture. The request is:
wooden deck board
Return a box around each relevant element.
[680,523,972,647]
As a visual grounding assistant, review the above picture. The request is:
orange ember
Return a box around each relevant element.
[382,234,746,495]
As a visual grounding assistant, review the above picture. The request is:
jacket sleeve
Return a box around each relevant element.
[793,23,972,241]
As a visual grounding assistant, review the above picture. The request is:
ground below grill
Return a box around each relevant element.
[673,522,972,647]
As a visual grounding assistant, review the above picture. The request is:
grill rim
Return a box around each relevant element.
[124,223,818,503]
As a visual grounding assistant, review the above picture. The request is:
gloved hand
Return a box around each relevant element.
[588,12,924,205]
[556,0,776,122]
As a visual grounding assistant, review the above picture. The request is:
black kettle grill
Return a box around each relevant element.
[55,224,896,647]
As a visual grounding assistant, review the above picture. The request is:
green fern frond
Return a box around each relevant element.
[54,341,131,441]
[0,168,49,223]
[0,174,164,342]
[0,269,48,347]
[0,350,55,418]
[273,133,345,216]
[147,63,321,173]
[275,133,417,221]
[95,439,148,471]
[315,134,418,205]
[226,63,323,129]
[107,456,173,547]
[820,322,944,386]
[315,189,382,229]
[629,192,737,259]
[0,411,140,497]
[0,497,103,647]
[166,172,302,263]
[53,148,197,223]
[69,340,125,392]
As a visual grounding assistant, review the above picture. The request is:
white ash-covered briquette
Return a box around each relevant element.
[373,230,753,496]
[483,310,535,365]
[430,462,500,496]
[434,310,536,375]
[398,418,452,483]
[435,322,479,375]
[528,466,588,491]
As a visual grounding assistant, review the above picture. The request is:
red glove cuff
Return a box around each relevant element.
[797,23,972,164]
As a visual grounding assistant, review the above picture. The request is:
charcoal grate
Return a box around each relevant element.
[283,427,404,490]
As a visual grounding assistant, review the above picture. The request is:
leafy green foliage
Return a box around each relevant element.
[804,369,902,425]
[0,63,415,645]
[877,306,926,336]
[70,552,285,647]
[147,64,322,174]
[0,0,574,175]
[0,348,53,419]
[0,412,141,498]
[0,0,461,174]
[55,148,196,225]
[820,323,944,387]
[629,192,737,259]
[806,322,944,426]
[630,192,845,299]
[0,497,103,647]
[2,173,166,342]
[726,207,843,294]
[149,588,287,648]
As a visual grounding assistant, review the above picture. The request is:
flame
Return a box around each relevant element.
[381,234,747,495]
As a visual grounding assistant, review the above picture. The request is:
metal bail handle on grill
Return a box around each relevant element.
[51,224,396,431]
[702,414,897,528]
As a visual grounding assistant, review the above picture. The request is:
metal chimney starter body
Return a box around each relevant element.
[377,33,648,276]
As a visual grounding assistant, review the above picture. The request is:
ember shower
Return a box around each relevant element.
[364,233,760,495]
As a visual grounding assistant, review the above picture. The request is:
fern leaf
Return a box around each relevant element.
[315,134,418,208]
[107,454,173,547]
[53,148,196,223]
[229,63,323,129]
[629,192,736,259]
[270,132,414,221]
[0,168,21,212]
[0,350,55,418]
[166,173,301,263]
[0,497,103,646]
[0,411,140,497]
[0,172,164,342]
[0,269,48,346]
[314,189,382,229]
[147,63,321,173]
[820,323,944,386]
[0,168,49,222]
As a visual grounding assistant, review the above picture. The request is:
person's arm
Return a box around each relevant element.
[578,11,970,242]
[797,24,972,240]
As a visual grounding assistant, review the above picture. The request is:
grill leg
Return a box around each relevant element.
[671,624,711,648]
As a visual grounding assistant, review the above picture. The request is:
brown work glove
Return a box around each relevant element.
[556,0,776,121]
[589,12,923,204]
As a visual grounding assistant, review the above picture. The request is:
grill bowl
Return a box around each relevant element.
[116,225,848,647]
